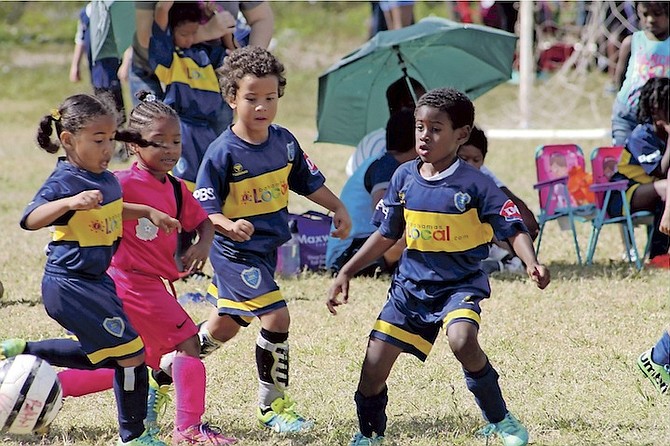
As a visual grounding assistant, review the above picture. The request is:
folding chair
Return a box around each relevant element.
[585,146,653,270]
[533,144,595,264]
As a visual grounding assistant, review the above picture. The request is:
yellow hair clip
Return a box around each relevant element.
[50,109,61,121]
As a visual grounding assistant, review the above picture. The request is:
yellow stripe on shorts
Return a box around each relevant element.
[373,320,433,357]
[444,308,481,326]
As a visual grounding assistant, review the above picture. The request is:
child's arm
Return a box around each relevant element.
[23,190,104,230]
[326,231,397,315]
[154,1,173,31]
[306,185,352,239]
[123,203,181,234]
[661,170,670,236]
[181,218,215,273]
[208,213,254,242]
[195,8,236,43]
[614,34,632,90]
[507,231,550,289]
[500,186,540,240]
[69,41,85,83]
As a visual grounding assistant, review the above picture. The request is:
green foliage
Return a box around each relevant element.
[0,1,84,47]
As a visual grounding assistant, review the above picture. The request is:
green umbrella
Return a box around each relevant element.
[316,17,518,147]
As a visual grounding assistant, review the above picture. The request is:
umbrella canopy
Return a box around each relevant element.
[316,17,518,146]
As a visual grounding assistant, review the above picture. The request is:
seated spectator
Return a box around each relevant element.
[608,77,669,266]
[346,76,425,176]
[327,109,416,276]
[458,126,540,273]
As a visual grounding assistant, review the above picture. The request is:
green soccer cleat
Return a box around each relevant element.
[349,432,385,446]
[637,348,670,395]
[256,395,313,433]
[117,429,166,446]
[478,412,528,446]
[146,373,172,434]
[0,338,26,360]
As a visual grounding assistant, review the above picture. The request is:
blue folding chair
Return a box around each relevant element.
[533,144,595,264]
[585,146,653,270]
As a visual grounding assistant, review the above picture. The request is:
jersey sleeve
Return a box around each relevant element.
[148,22,175,74]
[371,166,407,240]
[627,124,664,176]
[20,176,74,229]
[180,180,209,232]
[477,176,527,241]
[288,137,326,196]
[195,147,230,215]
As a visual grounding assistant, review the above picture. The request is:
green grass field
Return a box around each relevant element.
[0,2,668,445]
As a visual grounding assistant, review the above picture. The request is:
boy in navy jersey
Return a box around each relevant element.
[327,88,550,446]
[193,46,351,433]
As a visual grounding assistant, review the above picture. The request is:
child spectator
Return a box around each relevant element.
[20,93,179,446]
[457,126,540,273]
[609,77,669,266]
[611,1,669,146]
[327,87,550,446]
[326,108,416,276]
[191,46,351,433]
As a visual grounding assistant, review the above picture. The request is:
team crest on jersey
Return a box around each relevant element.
[287,142,296,162]
[241,267,261,289]
[303,153,320,175]
[135,217,158,241]
[454,192,471,212]
[232,163,248,177]
[499,199,522,221]
[103,317,125,338]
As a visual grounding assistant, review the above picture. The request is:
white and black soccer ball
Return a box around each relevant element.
[0,354,63,434]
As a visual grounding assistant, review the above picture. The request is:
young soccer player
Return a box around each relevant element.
[192,46,351,432]
[22,93,179,446]
[327,88,550,446]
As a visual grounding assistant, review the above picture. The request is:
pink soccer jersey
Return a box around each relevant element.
[112,163,208,281]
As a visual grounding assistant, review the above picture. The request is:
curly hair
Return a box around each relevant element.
[637,77,670,123]
[216,46,286,101]
[36,93,117,154]
[415,87,475,129]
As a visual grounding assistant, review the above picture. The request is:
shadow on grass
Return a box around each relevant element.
[0,298,41,308]
[491,260,645,282]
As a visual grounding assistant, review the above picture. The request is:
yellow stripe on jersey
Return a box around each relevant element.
[444,308,481,326]
[223,165,291,219]
[53,198,122,247]
[373,320,433,357]
[154,54,220,93]
[617,150,654,184]
[87,336,144,364]
[404,208,493,252]
[208,283,285,312]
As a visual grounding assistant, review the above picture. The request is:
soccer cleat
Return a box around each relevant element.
[478,412,528,446]
[172,423,237,445]
[0,338,26,360]
[349,432,385,445]
[637,348,670,395]
[256,395,313,433]
[146,374,172,434]
[117,429,167,446]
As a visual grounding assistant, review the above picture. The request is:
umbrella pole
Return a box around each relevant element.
[394,46,418,104]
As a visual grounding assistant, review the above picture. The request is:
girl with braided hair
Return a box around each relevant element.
[609,77,670,266]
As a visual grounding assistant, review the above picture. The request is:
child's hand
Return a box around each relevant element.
[227,219,254,242]
[527,263,550,289]
[181,240,209,274]
[148,209,181,234]
[69,190,103,210]
[330,205,352,240]
[326,273,351,315]
[660,208,670,236]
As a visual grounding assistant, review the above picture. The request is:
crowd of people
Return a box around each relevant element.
[0,2,668,446]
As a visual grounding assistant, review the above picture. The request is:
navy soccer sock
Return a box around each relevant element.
[463,360,507,424]
[354,386,388,438]
[652,330,670,366]
[114,364,148,442]
[25,338,98,369]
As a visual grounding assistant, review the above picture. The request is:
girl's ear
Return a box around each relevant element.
[60,131,74,150]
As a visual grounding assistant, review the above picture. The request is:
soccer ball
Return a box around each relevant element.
[0,354,63,434]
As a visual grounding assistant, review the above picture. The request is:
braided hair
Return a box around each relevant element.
[36,94,117,154]
[637,77,670,124]
[114,91,180,150]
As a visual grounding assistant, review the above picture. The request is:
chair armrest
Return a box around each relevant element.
[589,180,628,192]
[533,176,568,190]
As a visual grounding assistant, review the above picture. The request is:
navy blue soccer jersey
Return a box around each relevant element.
[372,159,527,291]
[195,124,326,254]
[613,123,666,185]
[21,158,123,277]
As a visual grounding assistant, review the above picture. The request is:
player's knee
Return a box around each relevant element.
[117,353,145,368]
[176,334,200,357]
[259,307,291,333]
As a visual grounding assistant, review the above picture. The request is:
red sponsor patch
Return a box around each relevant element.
[499,199,522,221]
[303,153,320,175]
